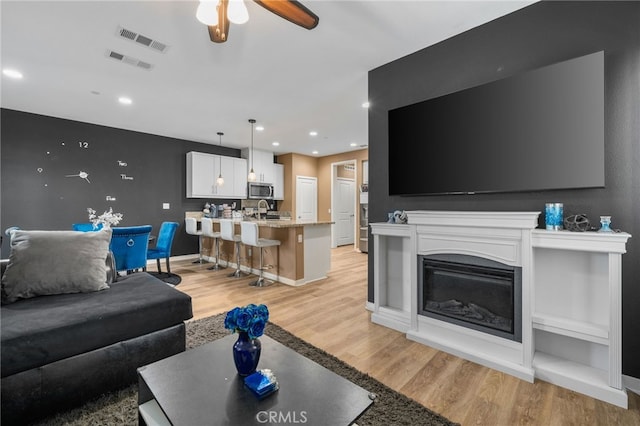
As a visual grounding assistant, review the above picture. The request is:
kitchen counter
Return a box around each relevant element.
[184,212,333,286]
[184,212,332,228]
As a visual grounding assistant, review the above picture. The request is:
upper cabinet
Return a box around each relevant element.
[241,148,284,200]
[242,149,275,183]
[186,152,247,199]
[231,157,248,199]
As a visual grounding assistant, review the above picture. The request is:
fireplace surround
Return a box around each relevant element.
[370,211,631,408]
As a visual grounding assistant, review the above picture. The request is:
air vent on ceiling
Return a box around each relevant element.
[106,50,154,70]
[116,26,169,53]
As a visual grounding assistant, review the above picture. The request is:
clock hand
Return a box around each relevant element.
[65,171,91,183]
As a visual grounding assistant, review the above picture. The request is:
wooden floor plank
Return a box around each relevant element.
[170,245,640,425]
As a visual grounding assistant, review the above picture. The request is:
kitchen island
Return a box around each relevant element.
[185,213,333,286]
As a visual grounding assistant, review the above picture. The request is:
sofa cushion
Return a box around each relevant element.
[1,229,112,304]
[1,272,192,377]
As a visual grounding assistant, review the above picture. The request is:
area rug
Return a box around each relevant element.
[146,271,182,285]
[34,314,457,426]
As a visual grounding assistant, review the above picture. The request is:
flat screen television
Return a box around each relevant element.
[388,51,605,196]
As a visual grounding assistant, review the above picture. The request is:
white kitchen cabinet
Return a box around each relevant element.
[242,148,275,183]
[232,157,248,198]
[187,152,247,199]
[187,151,216,198]
[273,163,284,200]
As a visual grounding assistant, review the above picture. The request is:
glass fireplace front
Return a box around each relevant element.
[418,254,522,342]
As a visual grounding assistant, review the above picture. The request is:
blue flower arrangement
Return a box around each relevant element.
[225,304,269,339]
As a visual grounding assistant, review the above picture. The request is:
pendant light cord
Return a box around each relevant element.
[249,118,256,171]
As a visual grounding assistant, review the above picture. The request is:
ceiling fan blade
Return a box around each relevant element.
[208,0,230,43]
[254,0,319,30]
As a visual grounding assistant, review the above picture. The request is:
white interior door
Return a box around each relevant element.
[296,176,317,221]
[335,178,355,246]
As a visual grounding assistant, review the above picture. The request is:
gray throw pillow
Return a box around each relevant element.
[1,228,113,303]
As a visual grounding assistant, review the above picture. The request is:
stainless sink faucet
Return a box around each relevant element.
[257,199,269,220]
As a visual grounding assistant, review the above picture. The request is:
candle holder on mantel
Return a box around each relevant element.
[598,216,613,233]
[545,203,563,230]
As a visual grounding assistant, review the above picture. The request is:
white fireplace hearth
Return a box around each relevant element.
[370,211,631,408]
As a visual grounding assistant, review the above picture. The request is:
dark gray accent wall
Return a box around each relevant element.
[368,2,640,377]
[1,109,242,257]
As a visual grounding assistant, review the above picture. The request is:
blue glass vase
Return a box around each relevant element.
[232,331,261,376]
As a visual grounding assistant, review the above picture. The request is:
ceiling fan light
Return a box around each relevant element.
[227,0,249,24]
[196,0,219,26]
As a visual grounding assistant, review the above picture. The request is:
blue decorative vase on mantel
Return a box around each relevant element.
[232,331,261,376]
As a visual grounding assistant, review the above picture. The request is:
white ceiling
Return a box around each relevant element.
[1,0,534,156]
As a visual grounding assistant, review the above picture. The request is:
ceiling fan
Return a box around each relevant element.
[196,0,319,43]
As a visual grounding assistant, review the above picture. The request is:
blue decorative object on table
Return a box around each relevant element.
[225,304,269,376]
[545,203,563,230]
[245,369,279,399]
[232,331,262,376]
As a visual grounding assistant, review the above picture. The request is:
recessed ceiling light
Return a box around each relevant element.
[309,131,318,136]
[256,126,264,131]
[118,97,132,105]
[362,101,370,108]
[272,141,280,146]
[312,150,319,155]
[2,69,23,79]
[350,142,357,147]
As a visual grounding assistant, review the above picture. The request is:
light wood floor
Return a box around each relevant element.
[171,246,640,425]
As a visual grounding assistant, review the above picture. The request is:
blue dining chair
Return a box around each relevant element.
[147,222,179,274]
[72,223,103,232]
[109,225,152,273]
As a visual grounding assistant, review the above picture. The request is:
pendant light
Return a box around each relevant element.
[216,132,225,187]
[248,119,257,182]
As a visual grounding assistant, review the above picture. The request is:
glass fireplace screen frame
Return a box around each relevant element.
[418,254,522,342]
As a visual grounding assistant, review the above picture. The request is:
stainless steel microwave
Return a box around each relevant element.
[247,182,274,200]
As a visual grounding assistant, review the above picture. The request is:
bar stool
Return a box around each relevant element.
[185,217,204,264]
[201,217,225,271]
[241,221,281,287]
[220,218,247,278]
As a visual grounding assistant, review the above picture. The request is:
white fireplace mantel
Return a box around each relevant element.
[370,210,631,408]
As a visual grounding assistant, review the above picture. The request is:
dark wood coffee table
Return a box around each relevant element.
[137,334,374,425]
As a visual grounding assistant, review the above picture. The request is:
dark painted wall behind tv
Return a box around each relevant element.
[1,108,242,257]
[367,2,640,377]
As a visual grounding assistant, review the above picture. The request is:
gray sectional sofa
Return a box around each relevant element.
[1,271,192,424]
[0,229,193,424]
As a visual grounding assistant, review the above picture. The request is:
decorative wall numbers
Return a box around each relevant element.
[37,138,136,201]
[118,159,134,180]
